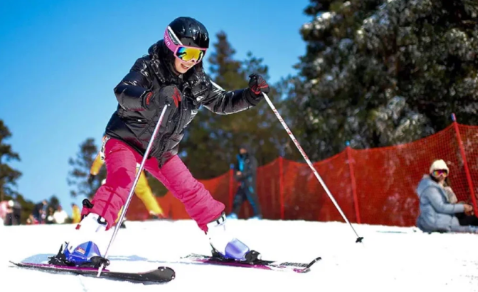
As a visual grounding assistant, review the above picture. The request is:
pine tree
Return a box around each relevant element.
[0,120,36,224]
[358,0,478,130]
[294,0,478,160]
[67,138,104,198]
[0,119,22,201]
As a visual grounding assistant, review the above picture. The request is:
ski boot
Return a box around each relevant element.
[48,212,110,268]
[206,212,261,264]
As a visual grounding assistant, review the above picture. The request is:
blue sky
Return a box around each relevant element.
[0,0,311,215]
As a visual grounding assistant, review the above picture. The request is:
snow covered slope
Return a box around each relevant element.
[1,220,477,292]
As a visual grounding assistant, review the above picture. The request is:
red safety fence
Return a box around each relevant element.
[127,116,478,227]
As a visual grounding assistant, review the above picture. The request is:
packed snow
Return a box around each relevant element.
[1,219,477,291]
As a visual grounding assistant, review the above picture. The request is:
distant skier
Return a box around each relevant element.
[71,203,81,224]
[227,144,262,219]
[32,200,47,224]
[0,200,13,226]
[49,16,269,268]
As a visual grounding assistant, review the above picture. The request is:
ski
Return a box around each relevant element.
[9,261,175,284]
[170,253,321,273]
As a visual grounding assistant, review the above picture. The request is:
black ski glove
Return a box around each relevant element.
[158,85,183,108]
[141,85,182,110]
[248,74,270,97]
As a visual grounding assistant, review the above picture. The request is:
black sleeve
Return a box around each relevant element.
[113,57,153,111]
[201,78,262,115]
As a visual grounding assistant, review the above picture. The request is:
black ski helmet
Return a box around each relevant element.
[166,17,209,49]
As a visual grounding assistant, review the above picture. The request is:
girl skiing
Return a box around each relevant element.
[50,16,269,268]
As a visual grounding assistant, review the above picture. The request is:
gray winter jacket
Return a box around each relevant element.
[416,175,478,233]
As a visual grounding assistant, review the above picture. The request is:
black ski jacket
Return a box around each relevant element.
[234,149,258,189]
[104,41,262,166]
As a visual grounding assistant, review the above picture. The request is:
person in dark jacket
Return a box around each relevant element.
[32,200,47,224]
[227,144,262,219]
[51,16,269,268]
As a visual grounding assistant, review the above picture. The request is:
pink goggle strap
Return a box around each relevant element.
[164,26,181,53]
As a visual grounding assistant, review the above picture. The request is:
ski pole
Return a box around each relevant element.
[262,93,363,243]
[97,104,170,277]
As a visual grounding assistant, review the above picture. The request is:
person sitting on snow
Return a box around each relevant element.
[416,159,478,233]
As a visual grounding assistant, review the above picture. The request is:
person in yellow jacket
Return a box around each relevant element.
[88,151,165,218]
[71,203,81,224]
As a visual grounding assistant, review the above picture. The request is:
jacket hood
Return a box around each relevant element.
[149,40,178,75]
[148,41,159,58]
[416,174,440,198]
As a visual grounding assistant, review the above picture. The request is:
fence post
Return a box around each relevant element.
[279,156,284,220]
[346,141,361,224]
[229,167,234,214]
[451,113,478,216]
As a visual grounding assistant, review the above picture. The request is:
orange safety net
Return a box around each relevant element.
[126,122,478,227]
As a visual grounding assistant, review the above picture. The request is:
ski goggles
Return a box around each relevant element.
[164,26,206,63]
[432,169,448,177]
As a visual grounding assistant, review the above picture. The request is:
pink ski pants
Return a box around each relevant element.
[82,138,225,232]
